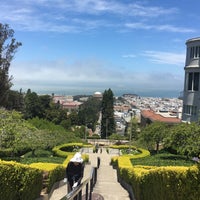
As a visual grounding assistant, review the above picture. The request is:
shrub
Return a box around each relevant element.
[0,160,43,200]
[119,165,200,200]
[52,143,84,157]
[30,162,65,193]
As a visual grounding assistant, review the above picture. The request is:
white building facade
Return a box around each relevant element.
[182,37,200,122]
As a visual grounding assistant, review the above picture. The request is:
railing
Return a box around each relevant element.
[60,167,98,200]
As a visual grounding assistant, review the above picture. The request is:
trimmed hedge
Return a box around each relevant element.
[30,162,65,193]
[111,147,150,168]
[0,143,90,199]
[52,142,92,157]
[0,160,43,200]
[119,165,200,200]
[30,143,89,193]
[110,147,200,200]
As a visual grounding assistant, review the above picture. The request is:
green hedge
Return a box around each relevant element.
[0,143,90,199]
[47,165,65,193]
[111,147,150,168]
[120,165,200,200]
[110,147,200,200]
[30,144,89,193]
[52,142,92,157]
[0,148,13,157]
[0,160,43,200]
[52,143,90,164]
[30,162,66,193]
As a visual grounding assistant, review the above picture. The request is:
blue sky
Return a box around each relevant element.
[1,0,200,97]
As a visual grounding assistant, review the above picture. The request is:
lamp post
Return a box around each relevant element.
[129,111,133,153]
[106,118,108,139]
[85,125,87,142]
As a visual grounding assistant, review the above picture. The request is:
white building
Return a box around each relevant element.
[182,37,200,122]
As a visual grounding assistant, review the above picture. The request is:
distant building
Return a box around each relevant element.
[114,104,131,113]
[62,101,83,112]
[93,91,103,99]
[182,37,200,122]
[52,95,82,112]
[141,110,181,126]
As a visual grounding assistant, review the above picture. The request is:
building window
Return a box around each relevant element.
[190,47,194,58]
[190,46,200,58]
[188,73,193,90]
[187,72,199,91]
[194,72,199,90]
[183,105,197,115]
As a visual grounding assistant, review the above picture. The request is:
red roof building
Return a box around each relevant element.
[62,101,83,112]
[141,110,181,126]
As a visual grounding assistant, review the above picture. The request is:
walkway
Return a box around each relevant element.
[91,148,130,200]
[49,148,130,200]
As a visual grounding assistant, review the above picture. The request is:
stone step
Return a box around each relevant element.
[90,149,130,200]
[94,193,130,200]
[48,148,130,200]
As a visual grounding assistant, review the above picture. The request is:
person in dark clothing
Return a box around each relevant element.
[66,152,84,193]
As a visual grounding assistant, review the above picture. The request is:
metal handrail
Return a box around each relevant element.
[60,166,98,200]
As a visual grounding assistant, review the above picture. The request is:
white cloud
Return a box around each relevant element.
[0,0,185,33]
[125,22,195,33]
[10,59,123,83]
[122,54,136,58]
[143,51,185,66]
[10,57,184,94]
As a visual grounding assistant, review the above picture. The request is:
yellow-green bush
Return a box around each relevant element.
[0,160,43,200]
[111,149,200,200]
[111,148,150,168]
[30,162,65,193]
[47,165,65,193]
[119,165,200,200]
[0,143,91,199]
[52,142,90,157]
[29,151,89,193]
[110,144,137,149]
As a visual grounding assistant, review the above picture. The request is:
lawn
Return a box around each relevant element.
[130,152,195,166]
[20,156,65,165]
[1,149,66,165]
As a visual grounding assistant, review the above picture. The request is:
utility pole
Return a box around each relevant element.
[85,125,87,142]
[129,111,133,153]
[106,118,108,139]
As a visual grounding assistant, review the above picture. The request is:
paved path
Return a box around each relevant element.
[91,148,130,200]
[49,148,130,200]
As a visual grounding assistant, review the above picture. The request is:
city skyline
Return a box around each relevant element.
[2,0,200,97]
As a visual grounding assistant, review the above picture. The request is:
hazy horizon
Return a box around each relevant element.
[12,85,182,98]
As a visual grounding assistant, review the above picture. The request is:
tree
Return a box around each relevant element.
[0,109,79,156]
[68,111,79,126]
[164,123,200,158]
[78,96,101,130]
[23,89,42,119]
[23,89,52,119]
[101,88,116,138]
[5,89,24,111]
[139,121,167,153]
[0,23,22,107]
[128,115,139,141]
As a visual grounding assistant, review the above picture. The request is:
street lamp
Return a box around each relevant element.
[106,118,108,139]
[129,111,133,153]
[85,125,87,141]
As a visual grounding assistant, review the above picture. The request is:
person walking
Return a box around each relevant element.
[65,152,85,193]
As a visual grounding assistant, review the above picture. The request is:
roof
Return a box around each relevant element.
[186,37,200,44]
[141,110,181,124]
[62,101,82,106]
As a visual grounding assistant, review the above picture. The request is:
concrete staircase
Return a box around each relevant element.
[91,148,130,200]
[48,147,130,200]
